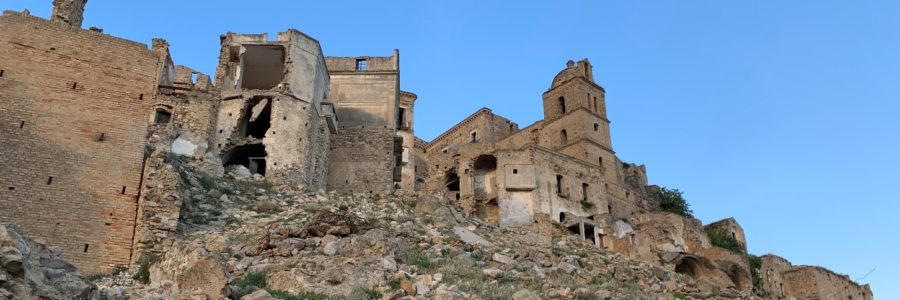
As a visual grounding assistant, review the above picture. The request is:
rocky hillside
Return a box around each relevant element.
[2,157,759,299]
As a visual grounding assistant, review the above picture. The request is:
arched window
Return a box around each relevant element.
[558,96,566,113]
[560,129,568,144]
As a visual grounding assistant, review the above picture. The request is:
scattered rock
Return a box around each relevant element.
[400,279,417,295]
[482,268,504,278]
[453,226,492,246]
[492,253,514,265]
[241,289,278,300]
[149,242,229,299]
[323,241,341,256]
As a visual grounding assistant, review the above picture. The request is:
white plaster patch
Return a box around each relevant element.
[171,137,198,156]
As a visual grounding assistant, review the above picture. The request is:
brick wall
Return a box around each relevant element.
[0,12,159,274]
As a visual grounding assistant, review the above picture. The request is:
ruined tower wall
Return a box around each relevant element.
[0,12,160,273]
[325,54,400,194]
[212,31,331,190]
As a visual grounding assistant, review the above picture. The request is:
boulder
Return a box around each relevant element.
[0,225,95,300]
[150,243,229,299]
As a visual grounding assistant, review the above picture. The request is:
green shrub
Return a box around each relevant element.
[233,271,267,289]
[672,291,689,300]
[87,265,128,281]
[132,255,158,284]
[748,254,764,294]
[705,228,742,253]
[652,187,692,217]
[404,247,434,270]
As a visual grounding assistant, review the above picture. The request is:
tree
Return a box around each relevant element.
[653,187,693,217]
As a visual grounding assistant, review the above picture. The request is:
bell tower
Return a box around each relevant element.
[540,59,616,180]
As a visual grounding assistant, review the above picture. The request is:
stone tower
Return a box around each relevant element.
[541,59,617,181]
[51,0,88,28]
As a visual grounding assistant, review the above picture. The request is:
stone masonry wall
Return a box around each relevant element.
[327,128,396,194]
[0,12,160,273]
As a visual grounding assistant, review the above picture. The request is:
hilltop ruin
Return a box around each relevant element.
[0,1,873,299]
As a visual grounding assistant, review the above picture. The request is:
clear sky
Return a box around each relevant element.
[7,0,899,297]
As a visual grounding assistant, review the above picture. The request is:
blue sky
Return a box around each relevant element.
[8,0,900,297]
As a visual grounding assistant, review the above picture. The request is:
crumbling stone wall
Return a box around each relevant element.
[131,143,183,263]
[782,266,873,300]
[0,11,161,273]
[760,254,873,300]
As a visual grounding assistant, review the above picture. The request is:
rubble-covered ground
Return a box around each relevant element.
[87,158,753,300]
[3,157,757,299]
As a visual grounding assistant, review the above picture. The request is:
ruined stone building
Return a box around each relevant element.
[0,2,874,298]
[424,59,650,240]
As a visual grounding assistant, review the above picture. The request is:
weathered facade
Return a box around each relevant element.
[0,4,162,273]
[213,31,334,191]
[424,60,651,234]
